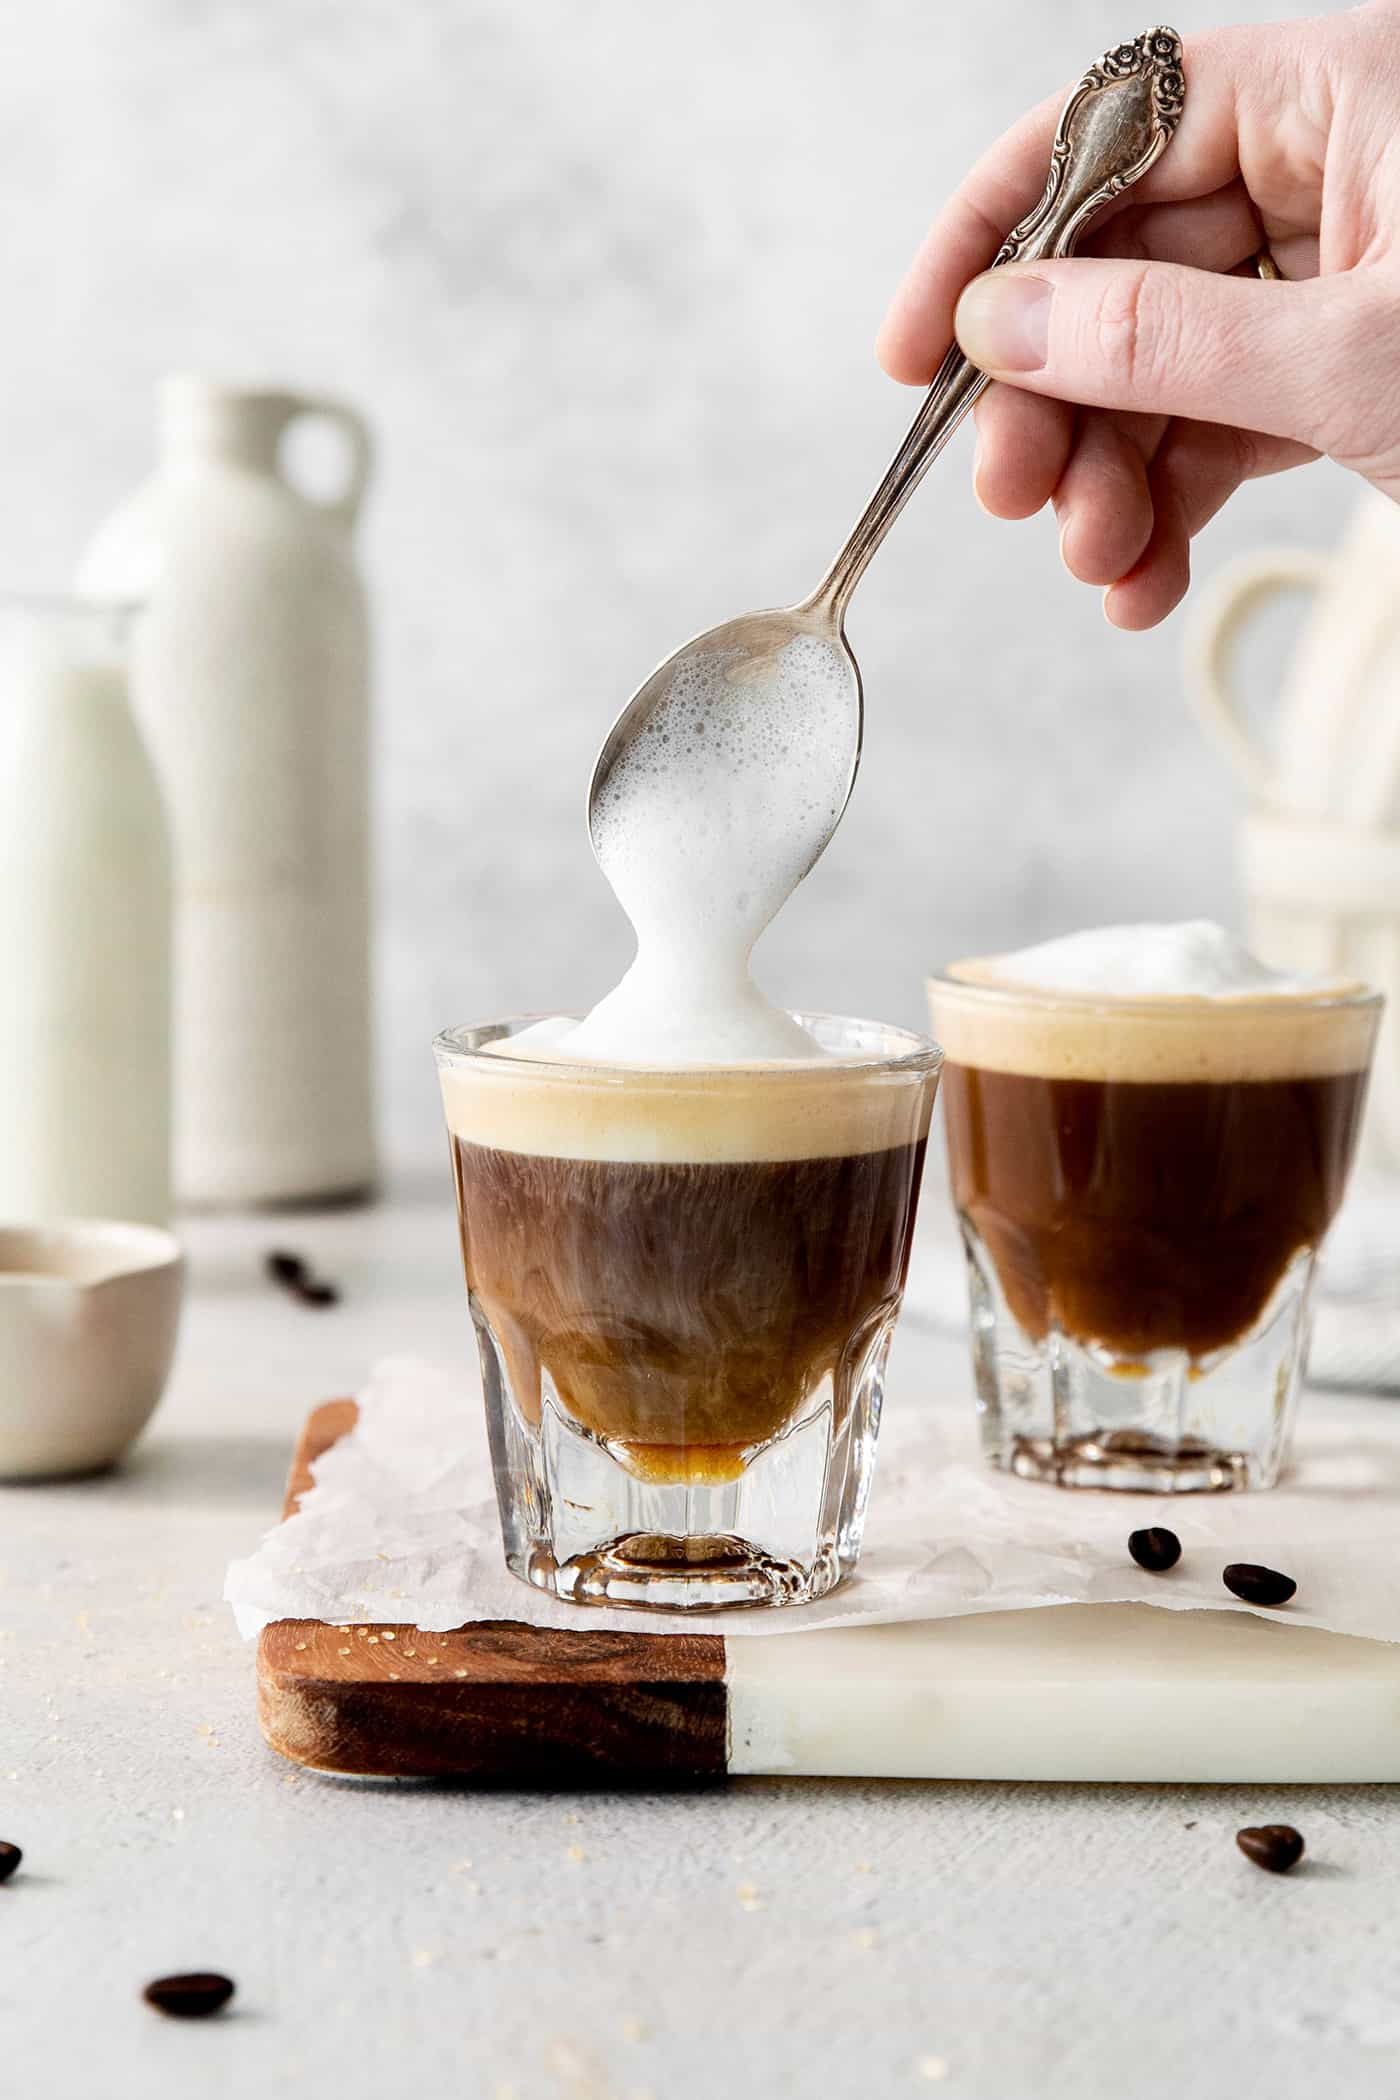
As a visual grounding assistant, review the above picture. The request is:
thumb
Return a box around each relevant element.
[954,257,1371,455]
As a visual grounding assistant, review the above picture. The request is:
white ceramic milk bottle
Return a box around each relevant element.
[78,378,376,1206]
[0,600,172,1223]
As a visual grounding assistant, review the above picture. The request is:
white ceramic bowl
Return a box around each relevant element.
[0,1221,184,1479]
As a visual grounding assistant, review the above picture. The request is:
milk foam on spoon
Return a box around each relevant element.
[513,633,855,1066]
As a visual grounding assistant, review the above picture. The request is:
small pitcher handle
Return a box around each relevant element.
[1183,547,1330,798]
[279,393,373,530]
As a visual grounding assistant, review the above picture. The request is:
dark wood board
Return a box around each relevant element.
[256,1401,727,1785]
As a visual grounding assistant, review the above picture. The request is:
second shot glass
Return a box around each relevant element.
[929,964,1380,1492]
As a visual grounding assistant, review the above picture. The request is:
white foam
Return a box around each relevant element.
[963,921,1351,1001]
[557,630,856,1065]
[932,921,1378,1084]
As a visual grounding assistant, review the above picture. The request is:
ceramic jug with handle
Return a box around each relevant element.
[1186,491,1400,825]
[78,378,376,1206]
[1185,489,1400,1170]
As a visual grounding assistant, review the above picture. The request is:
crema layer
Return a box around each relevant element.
[438,1018,938,1163]
[930,971,1378,1084]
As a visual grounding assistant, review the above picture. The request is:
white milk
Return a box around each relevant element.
[0,604,172,1223]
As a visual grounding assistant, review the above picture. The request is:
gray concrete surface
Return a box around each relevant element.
[5,1199,1399,2100]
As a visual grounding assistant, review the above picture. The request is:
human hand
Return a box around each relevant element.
[877,4,1400,628]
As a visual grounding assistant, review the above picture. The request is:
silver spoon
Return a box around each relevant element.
[590,26,1186,869]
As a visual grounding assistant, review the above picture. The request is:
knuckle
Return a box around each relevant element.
[1328,284,1376,381]
[1226,422,1260,486]
[1317,284,1397,461]
[1084,265,1180,403]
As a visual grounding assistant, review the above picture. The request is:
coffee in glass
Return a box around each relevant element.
[436,1012,939,1607]
[930,923,1380,1491]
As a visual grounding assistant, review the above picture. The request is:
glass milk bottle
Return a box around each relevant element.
[78,377,376,1205]
[0,600,171,1223]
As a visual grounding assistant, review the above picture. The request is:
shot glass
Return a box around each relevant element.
[929,970,1381,1491]
[435,1013,940,1608]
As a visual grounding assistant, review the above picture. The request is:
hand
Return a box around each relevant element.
[877,4,1400,628]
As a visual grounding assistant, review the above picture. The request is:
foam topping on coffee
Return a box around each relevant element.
[934,921,1376,1082]
[525,631,856,1066]
[441,1032,935,1163]
[953,920,1354,1002]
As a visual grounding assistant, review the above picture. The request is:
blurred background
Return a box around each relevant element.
[0,0,1353,1180]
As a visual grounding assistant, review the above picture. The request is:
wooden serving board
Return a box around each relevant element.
[257,1402,726,1783]
[257,1402,1400,1785]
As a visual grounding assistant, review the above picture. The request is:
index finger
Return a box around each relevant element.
[876,27,1253,386]
[876,89,1065,386]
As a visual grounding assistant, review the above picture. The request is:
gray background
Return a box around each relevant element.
[0,0,1355,1175]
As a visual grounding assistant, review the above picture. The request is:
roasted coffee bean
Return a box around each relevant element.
[1236,1824,1305,1874]
[143,1973,236,2019]
[267,1249,340,1308]
[295,1280,341,1308]
[1223,1563,1297,1607]
[1128,1527,1181,1573]
[0,1841,21,1883]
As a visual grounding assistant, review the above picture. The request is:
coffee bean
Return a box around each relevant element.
[1236,1824,1305,1874]
[295,1279,341,1308]
[1223,1563,1297,1607]
[267,1249,340,1308]
[0,1841,21,1883]
[143,1973,236,2019]
[1129,1527,1181,1573]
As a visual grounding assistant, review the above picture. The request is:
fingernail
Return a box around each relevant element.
[955,272,1052,373]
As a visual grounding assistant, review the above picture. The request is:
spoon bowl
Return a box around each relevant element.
[588,601,861,881]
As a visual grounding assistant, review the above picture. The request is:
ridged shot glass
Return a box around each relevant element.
[436,1012,941,1607]
[930,966,1380,1492]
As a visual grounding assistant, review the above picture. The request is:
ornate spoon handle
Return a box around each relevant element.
[808,26,1186,620]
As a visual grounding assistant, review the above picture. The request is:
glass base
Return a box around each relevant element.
[1003,1432,1255,1493]
[475,1298,899,1612]
[960,1220,1316,1493]
[532,1533,824,1610]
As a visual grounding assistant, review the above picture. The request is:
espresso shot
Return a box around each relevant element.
[941,1067,1366,1362]
[453,1138,925,1484]
[437,1014,939,1608]
[931,925,1381,1493]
